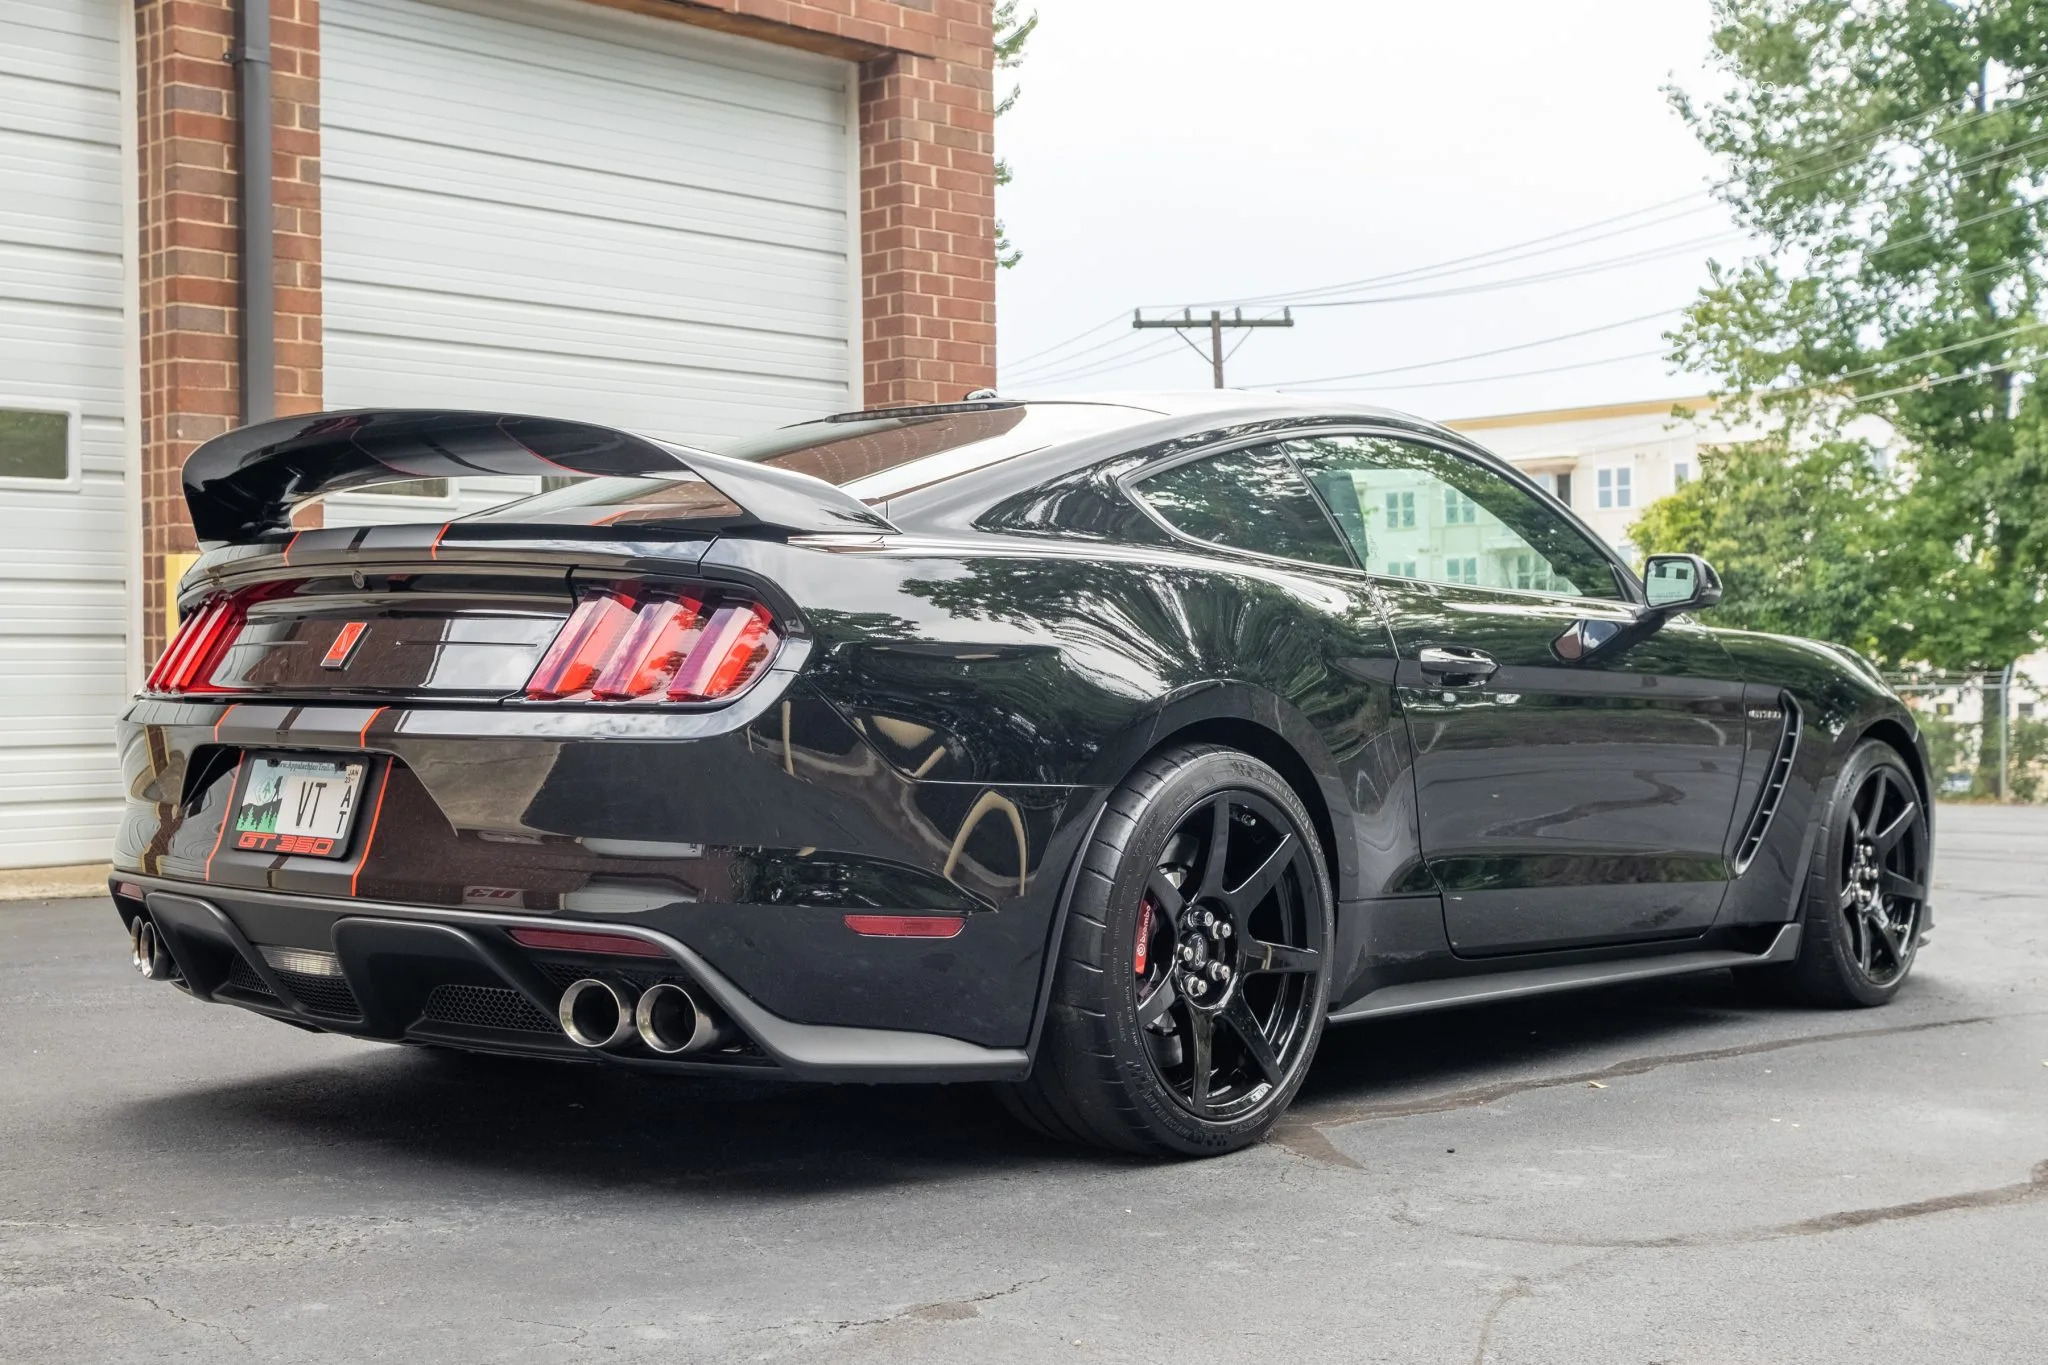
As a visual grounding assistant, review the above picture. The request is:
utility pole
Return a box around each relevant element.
[1132,308,1294,388]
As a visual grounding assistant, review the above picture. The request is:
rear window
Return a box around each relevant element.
[473,402,1149,527]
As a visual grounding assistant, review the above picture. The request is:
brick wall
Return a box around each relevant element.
[858,4,998,406]
[134,0,994,656]
[135,0,320,657]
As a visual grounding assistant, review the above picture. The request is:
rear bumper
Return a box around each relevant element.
[118,878,1032,1083]
[114,685,1103,1050]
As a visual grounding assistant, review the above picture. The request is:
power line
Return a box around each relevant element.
[1142,78,2048,315]
[1255,307,1683,389]
[1283,347,1672,393]
[999,311,1130,375]
[1006,334,1187,387]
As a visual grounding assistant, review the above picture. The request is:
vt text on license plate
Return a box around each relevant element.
[232,756,367,858]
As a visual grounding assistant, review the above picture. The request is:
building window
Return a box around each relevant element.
[360,478,453,499]
[1513,552,1554,592]
[1384,559,1417,578]
[1443,556,1479,585]
[1384,491,1416,529]
[0,406,74,484]
[1673,459,1691,487]
[1597,466,1632,509]
[1443,488,1477,524]
[1550,471,1572,507]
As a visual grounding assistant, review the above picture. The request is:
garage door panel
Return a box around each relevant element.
[0,299,124,406]
[324,0,858,455]
[330,0,847,127]
[324,135,847,255]
[0,801,128,867]
[325,190,849,339]
[329,67,846,212]
[0,0,127,868]
[322,333,851,447]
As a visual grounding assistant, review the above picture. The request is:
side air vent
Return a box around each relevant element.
[1734,696,1801,874]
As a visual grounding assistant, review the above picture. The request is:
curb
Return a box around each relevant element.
[0,863,111,903]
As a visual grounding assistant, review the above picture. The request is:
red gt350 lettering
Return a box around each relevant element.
[236,831,337,856]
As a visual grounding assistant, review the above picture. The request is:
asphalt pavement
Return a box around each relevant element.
[4,804,2045,1363]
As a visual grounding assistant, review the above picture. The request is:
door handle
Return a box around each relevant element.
[1417,646,1497,685]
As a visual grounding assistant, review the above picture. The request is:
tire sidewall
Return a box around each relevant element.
[1088,748,1334,1154]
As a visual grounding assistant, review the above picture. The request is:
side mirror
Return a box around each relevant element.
[1642,553,1723,613]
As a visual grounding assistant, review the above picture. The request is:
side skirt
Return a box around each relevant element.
[1327,923,1800,1024]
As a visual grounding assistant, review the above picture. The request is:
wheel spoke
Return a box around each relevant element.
[1881,870,1926,902]
[1223,832,1296,917]
[1145,868,1186,929]
[1872,799,1918,855]
[1868,910,1906,967]
[1243,938,1321,975]
[1136,973,1178,1029]
[1196,799,1232,898]
[1836,880,1860,912]
[1185,1007,1214,1116]
[1852,909,1875,971]
[1221,997,1284,1086]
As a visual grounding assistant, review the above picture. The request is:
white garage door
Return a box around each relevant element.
[321,0,859,524]
[0,0,129,868]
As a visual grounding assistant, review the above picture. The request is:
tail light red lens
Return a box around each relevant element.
[524,586,781,704]
[144,594,248,695]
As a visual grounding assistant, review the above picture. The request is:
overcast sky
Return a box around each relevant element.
[991,0,1744,420]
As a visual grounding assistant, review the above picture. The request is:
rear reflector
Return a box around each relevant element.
[144,594,248,695]
[843,914,967,939]
[524,586,780,704]
[506,926,669,958]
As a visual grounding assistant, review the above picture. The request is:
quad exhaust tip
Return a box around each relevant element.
[557,977,732,1055]
[129,917,176,982]
[557,977,638,1050]
[634,981,732,1055]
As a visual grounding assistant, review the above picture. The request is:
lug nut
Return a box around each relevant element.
[1215,921,1232,939]
[1197,909,1214,929]
[1179,945,1195,962]
[1187,978,1207,997]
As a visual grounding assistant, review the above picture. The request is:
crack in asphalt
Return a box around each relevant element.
[103,1292,251,1349]
[1400,1158,2048,1250]
[1467,1276,1533,1365]
[1270,1012,2007,1170]
[764,1274,1050,1338]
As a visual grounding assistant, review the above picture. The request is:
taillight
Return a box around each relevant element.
[524,586,781,704]
[144,594,248,695]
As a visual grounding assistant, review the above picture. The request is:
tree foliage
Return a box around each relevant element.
[1642,0,2048,668]
[993,2,1038,270]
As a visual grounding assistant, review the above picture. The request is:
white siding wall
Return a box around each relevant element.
[318,0,858,527]
[0,0,129,867]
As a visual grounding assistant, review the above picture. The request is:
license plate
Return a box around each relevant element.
[231,756,368,859]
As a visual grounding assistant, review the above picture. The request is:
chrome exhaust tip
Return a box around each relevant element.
[557,977,637,1050]
[633,982,732,1055]
[130,917,176,981]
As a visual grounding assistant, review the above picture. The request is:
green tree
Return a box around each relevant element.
[1645,0,2048,668]
[994,2,1038,269]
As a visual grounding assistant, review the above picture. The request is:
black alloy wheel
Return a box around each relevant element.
[1001,744,1334,1156]
[1834,761,1927,988]
[1132,790,1325,1120]
[1745,739,1929,1008]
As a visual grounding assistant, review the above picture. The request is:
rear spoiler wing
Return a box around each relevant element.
[181,408,897,543]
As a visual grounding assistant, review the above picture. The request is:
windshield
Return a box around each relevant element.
[468,402,1152,527]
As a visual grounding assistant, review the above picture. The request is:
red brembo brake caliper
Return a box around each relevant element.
[1135,895,1156,975]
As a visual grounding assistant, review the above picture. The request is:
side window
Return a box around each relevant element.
[1287,434,1625,600]
[1132,443,1352,568]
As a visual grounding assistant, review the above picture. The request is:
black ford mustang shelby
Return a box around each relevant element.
[114,394,1933,1155]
